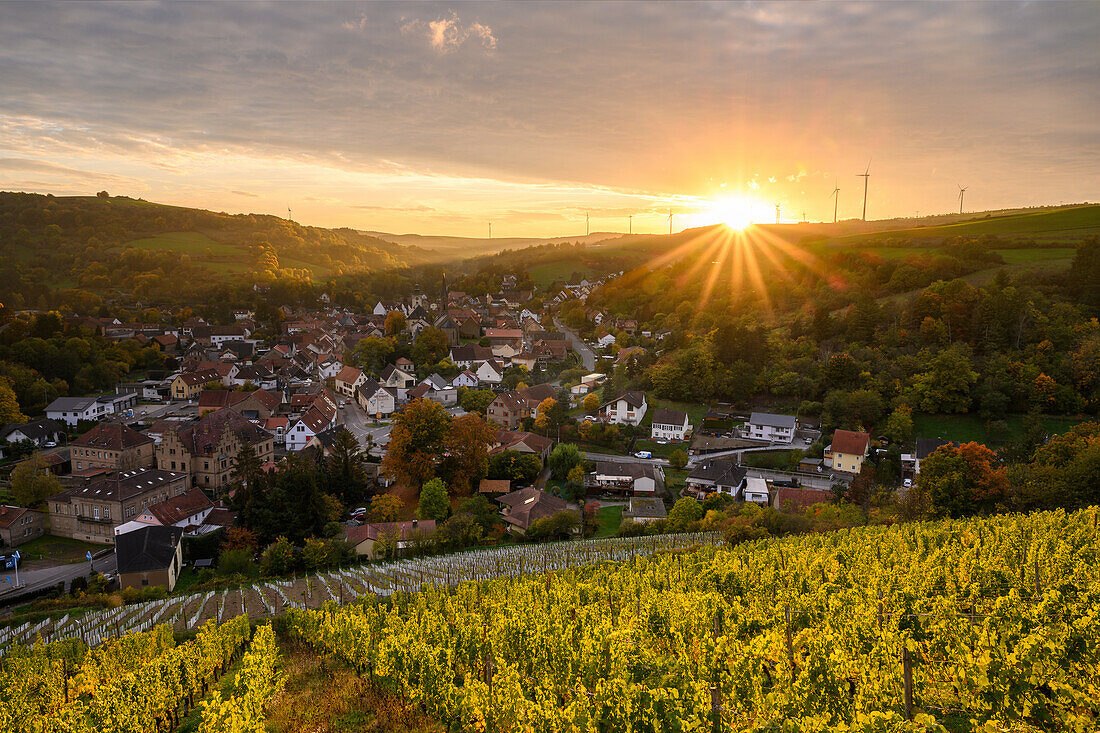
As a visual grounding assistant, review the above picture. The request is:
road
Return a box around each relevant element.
[1,553,116,603]
[555,318,597,371]
[341,404,391,457]
[582,451,671,468]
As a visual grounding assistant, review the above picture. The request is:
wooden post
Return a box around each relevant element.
[902,647,913,721]
[709,685,723,733]
[784,605,795,679]
[1034,556,1041,597]
[877,591,883,632]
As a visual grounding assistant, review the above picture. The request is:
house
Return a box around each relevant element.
[380,363,416,390]
[496,487,574,535]
[334,365,367,398]
[452,370,480,389]
[156,409,275,494]
[0,505,46,547]
[650,408,691,441]
[472,359,504,386]
[588,461,665,496]
[485,328,523,350]
[908,438,955,475]
[356,380,398,417]
[197,388,280,419]
[0,418,66,449]
[70,423,155,472]
[771,487,833,512]
[825,430,871,474]
[742,477,770,505]
[747,412,797,444]
[48,468,190,544]
[622,497,667,524]
[485,385,557,429]
[45,396,110,427]
[491,430,553,461]
[596,391,648,426]
[449,344,494,368]
[115,525,184,591]
[343,520,436,559]
[596,333,616,349]
[170,368,224,400]
[140,488,216,535]
[685,458,746,497]
[286,406,336,452]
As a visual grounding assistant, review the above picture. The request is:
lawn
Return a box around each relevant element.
[528,259,596,288]
[992,247,1077,264]
[632,438,687,460]
[740,449,803,471]
[121,231,240,256]
[594,504,623,537]
[913,413,1086,446]
[16,535,103,565]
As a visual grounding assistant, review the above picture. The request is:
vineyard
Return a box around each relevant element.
[2,512,1098,731]
[285,509,1100,732]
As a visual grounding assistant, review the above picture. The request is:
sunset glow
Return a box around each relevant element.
[701,196,761,231]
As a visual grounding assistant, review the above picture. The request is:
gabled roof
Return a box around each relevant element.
[174,409,271,455]
[344,520,437,544]
[831,430,871,456]
[772,487,833,511]
[0,505,37,529]
[295,406,331,435]
[651,408,688,426]
[115,525,183,574]
[496,488,570,530]
[0,418,65,442]
[147,488,215,525]
[335,365,363,384]
[916,437,954,460]
[688,458,746,487]
[750,412,797,429]
[72,422,153,450]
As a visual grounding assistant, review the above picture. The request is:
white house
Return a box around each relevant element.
[334,365,367,398]
[46,393,137,427]
[473,360,504,386]
[741,477,770,505]
[596,333,617,349]
[452,370,480,389]
[747,412,797,444]
[356,381,398,417]
[650,408,691,441]
[316,358,343,381]
[589,461,664,495]
[380,364,416,390]
[286,406,333,452]
[596,391,648,426]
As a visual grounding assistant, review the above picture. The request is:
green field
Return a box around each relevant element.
[643,397,711,429]
[992,247,1077,263]
[122,231,241,255]
[594,504,623,537]
[913,413,1085,445]
[528,259,597,287]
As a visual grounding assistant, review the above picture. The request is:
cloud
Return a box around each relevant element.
[352,204,436,212]
[342,14,368,32]
[403,10,496,53]
[231,189,258,197]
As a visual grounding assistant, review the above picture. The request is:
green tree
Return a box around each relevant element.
[351,335,395,374]
[456,494,501,533]
[326,428,368,505]
[382,398,452,488]
[412,327,450,366]
[261,537,298,575]
[548,443,583,480]
[0,379,28,424]
[488,450,542,485]
[908,344,979,414]
[667,496,703,531]
[881,404,915,445]
[417,477,450,521]
[669,448,688,470]
[920,441,1008,518]
[459,388,496,415]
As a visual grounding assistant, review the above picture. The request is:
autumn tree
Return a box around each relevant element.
[9,453,62,507]
[0,379,28,424]
[534,397,557,432]
[369,493,405,523]
[442,413,496,495]
[669,448,688,470]
[582,392,600,412]
[412,326,450,366]
[382,398,452,488]
[919,441,1008,517]
[384,310,406,336]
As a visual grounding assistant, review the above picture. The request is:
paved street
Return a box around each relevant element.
[340,403,391,457]
[583,451,671,468]
[555,318,597,371]
[1,553,116,603]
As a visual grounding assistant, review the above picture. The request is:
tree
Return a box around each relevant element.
[460,388,496,415]
[412,327,449,366]
[881,404,915,445]
[667,496,703,531]
[230,443,263,509]
[488,450,542,485]
[0,379,28,424]
[456,495,500,533]
[261,537,298,575]
[351,335,395,374]
[369,493,405,523]
[920,441,1008,517]
[435,513,483,550]
[669,448,688,470]
[908,344,979,414]
[326,428,368,505]
[417,477,450,521]
[384,310,406,336]
[548,443,583,480]
[443,413,496,495]
[220,526,259,552]
[382,399,452,488]
[534,397,557,432]
[582,392,600,412]
[526,510,580,542]
[9,453,62,507]
[217,549,254,577]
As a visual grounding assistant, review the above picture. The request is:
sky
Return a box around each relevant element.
[0,1,1097,237]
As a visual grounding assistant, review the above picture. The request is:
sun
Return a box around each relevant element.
[705,195,758,230]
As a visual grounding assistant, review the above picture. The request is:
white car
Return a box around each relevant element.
[634,450,652,459]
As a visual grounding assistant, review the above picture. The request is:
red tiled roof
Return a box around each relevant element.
[147,488,214,525]
[831,430,870,456]
[73,423,154,450]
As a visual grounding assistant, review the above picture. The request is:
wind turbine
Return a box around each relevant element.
[668,208,673,235]
[775,203,781,225]
[857,161,871,221]
[957,184,968,214]
[830,179,840,223]
[287,206,293,222]
[586,211,590,237]
[488,220,492,239]
[628,214,632,235]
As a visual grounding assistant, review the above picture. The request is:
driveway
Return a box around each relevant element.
[555,318,597,371]
[582,451,670,468]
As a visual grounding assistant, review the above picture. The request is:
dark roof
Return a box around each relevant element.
[916,437,955,460]
[53,468,187,504]
[0,418,65,442]
[147,488,214,525]
[497,488,570,530]
[115,525,183,573]
[651,408,688,426]
[749,412,797,429]
[520,383,557,404]
[175,409,271,455]
[72,422,153,451]
[688,458,746,487]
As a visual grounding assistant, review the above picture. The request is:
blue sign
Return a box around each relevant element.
[86,551,92,561]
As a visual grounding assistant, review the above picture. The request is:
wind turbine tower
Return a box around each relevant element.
[668,208,673,235]
[958,184,968,214]
[830,179,840,223]
[858,162,871,221]
[488,221,492,239]
[586,211,590,237]
[775,203,781,225]
[287,206,292,222]
[628,214,632,234]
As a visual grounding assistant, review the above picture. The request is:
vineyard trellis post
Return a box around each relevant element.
[902,646,913,721]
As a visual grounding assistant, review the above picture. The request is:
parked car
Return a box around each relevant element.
[634,450,652,459]
[902,479,913,488]
[655,439,668,445]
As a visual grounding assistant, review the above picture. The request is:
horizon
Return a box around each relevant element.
[1,1,1098,237]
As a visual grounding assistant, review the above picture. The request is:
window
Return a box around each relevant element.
[93,506,100,519]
